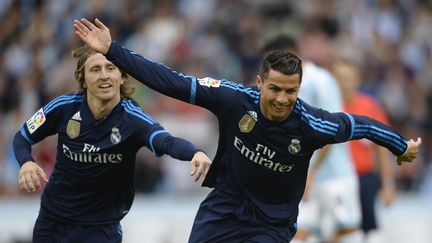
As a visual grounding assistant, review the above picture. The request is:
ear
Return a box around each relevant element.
[256,75,263,90]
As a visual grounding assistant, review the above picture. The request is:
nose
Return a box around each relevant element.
[99,68,109,80]
[276,93,288,104]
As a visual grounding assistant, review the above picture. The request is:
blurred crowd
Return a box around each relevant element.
[0,0,431,197]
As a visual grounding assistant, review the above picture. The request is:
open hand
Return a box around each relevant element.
[73,18,112,54]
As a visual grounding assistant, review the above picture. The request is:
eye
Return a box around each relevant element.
[270,86,279,92]
[107,65,116,71]
[287,89,298,94]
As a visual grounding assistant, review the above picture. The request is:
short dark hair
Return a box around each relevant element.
[260,50,303,83]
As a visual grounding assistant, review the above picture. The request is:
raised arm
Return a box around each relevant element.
[74,18,200,104]
[73,18,111,55]
[73,18,240,115]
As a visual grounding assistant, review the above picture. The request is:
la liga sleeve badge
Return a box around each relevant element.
[26,108,46,134]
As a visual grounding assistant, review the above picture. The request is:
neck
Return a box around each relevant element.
[87,95,120,120]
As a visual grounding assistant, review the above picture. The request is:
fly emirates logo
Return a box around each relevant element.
[234,136,294,173]
[62,143,123,164]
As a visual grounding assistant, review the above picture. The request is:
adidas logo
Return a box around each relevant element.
[71,111,82,121]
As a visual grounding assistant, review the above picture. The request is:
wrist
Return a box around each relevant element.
[194,149,206,155]
[400,141,409,156]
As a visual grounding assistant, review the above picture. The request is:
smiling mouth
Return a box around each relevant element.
[99,83,112,89]
[272,104,286,110]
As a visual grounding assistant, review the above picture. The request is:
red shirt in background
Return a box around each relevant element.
[344,93,389,176]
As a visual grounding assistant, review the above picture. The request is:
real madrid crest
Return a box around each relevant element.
[238,113,257,133]
[288,139,301,154]
[110,127,121,144]
[66,112,81,139]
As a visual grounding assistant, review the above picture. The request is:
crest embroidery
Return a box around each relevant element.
[288,139,301,154]
[66,120,81,139]
[238,114,256,133]
[110,127,121,144]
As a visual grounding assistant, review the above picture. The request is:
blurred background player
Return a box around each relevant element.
[263,34,363,243]
[332,59,396,243]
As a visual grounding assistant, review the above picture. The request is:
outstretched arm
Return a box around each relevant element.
[73,18,111,55]
[307,108,422,166]
[152,133,212,182]
[340,113,421,166]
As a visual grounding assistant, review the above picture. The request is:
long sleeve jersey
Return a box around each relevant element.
[105,42,408,225]
[299,61,355,180]
[13,92,200,225]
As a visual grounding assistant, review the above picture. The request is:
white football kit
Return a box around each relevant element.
[297,62,361,238]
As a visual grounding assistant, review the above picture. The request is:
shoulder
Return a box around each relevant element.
[216,79,260,99]
[295,98,340,131]
[43,92,84,114]
[295,98,321,115]
[198,78,260,107]
[120,98,159,125]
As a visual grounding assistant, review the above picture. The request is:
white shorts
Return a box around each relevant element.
[297,176,361,237]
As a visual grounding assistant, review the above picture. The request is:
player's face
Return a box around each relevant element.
[332,62,359,102]
[83,53,124,102]
[256,69,300,122]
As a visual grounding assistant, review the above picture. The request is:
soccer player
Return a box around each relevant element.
[332,59,396,242]
[73,18,421,242]
[263,35,363,243]
[13,45,212,243]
